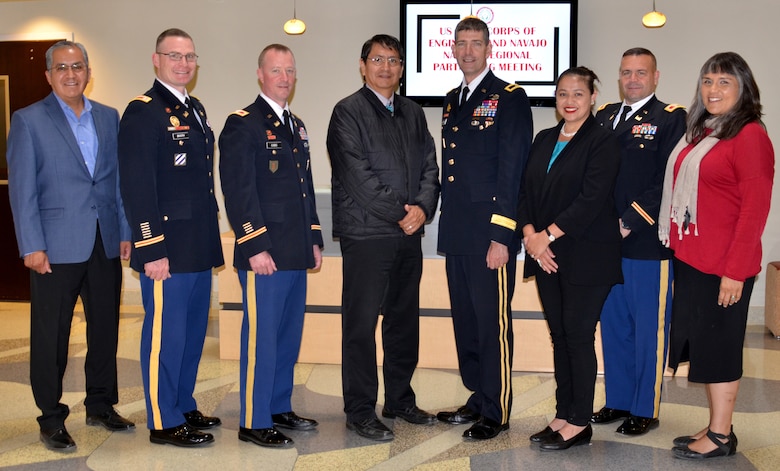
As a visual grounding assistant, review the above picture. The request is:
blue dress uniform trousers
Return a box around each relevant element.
[139,270,211,430]
[445,254,515,425]
[600,258,673,418]
[238,269,306,429]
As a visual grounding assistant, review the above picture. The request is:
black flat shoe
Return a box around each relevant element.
[382,406,437,425]
[346,417,394,441]
[239,426,294,448]
[673,425,737,448]
[183,410,221,430]
[590,407,630,424]
[539,424,592,451]
[86,408,135,431]
[530,426,556,443]
[150,423,214,447]
[616,416,659,435]
[272,411,318,430]
[40,427,76,452]
[672,429,737,460]
[436,405,480,425]
[462,418,509,440]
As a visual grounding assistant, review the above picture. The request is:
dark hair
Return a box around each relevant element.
[621,47,657,70]
[360,34,404,63]
[45,41,89,70]
[258,44,294,68]
[686,52,763,141]
[454,17,490,43]
[155,28,193,50]
[556,66,600,94]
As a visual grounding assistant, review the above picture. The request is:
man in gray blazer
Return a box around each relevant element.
[7,40,134,453]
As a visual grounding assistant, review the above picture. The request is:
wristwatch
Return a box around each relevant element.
[545,228,556,242]
[620,219,631,230]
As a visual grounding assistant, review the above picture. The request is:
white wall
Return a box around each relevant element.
[1,0,778,306]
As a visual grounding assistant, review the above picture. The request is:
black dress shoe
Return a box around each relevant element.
[239,427,294,448]
[539,424,592,451]
[183,410,221,430]
[86,408,135,431]
[590,407,630,424]
[436,405,480,425]
[149,423,214,447]
[616,416,659,435]
[346,417,394,441]
[462,418,509,440]
[672,429,737,460]
[272,411,318,431]
[40,427,76,452]
[382,406,437,425]
[529,426,556,443]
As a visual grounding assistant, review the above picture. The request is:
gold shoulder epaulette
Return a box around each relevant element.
[665,104,685,112]
[230,109,250,117]
[131,95,152,103]
[504,83,522,92]
[448,87,459,95]
[597,102,615,112]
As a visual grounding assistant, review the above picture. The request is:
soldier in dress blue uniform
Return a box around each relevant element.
[590,48,686,436]
[436,17,533,440]
[219,44,323,449]
[118,28,224,448]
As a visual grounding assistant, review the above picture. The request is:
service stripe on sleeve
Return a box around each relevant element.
[490,214,517,231]
[631,201,656,226]
[237,227,267,245]
[134,234,165,249]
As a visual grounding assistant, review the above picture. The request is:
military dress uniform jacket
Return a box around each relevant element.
[438,71,533,255]
[596,96,686,260]
[219,96,323,271]
[118,80,223,273]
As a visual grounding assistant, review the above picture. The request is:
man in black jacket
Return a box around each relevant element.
[327,34,440,442]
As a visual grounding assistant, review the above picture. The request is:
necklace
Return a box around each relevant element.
[559,125,577,137]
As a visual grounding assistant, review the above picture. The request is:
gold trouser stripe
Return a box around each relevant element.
[149,280,164,429]
[631,201,656,226]
[652,259,671,417]
[497,266,512,424]
[490,214,517,231]
[244,273,258,428]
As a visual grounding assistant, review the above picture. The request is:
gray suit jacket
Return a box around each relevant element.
[7,92,130,263]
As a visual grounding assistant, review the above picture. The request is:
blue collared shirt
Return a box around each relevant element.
[54,93,98,177]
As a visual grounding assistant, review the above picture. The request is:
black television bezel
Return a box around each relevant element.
[399,0,578,107]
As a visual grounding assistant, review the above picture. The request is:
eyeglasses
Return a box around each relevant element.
[367,56,403,67]
[51,63,86,74]
[157,51,199,63]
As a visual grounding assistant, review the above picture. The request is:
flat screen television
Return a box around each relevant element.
[400,0,577,107]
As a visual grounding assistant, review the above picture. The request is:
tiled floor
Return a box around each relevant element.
[1,300,779,470]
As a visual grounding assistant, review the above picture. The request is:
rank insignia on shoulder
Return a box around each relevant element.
[231,109,250,117]
[597,102,614,111]
[504,83,522,92]
[665,104,685,112]
[131,95,152,103]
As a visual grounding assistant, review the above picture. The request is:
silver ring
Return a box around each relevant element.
[730,295,736,300]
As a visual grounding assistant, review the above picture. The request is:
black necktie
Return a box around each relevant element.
[283,110,293,139]
[459,86,469,109]
[617,105,632,128]
[184,97,191,108]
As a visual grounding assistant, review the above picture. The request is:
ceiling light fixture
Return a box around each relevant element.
[642,0,666,28]
[283,0,306,35]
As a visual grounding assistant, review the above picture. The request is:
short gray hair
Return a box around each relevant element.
[45,40,89,70]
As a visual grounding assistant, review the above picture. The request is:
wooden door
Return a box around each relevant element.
[0,39,63,300]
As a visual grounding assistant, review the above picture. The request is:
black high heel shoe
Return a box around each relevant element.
[539,424,592,451]
[671,428,737,460]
